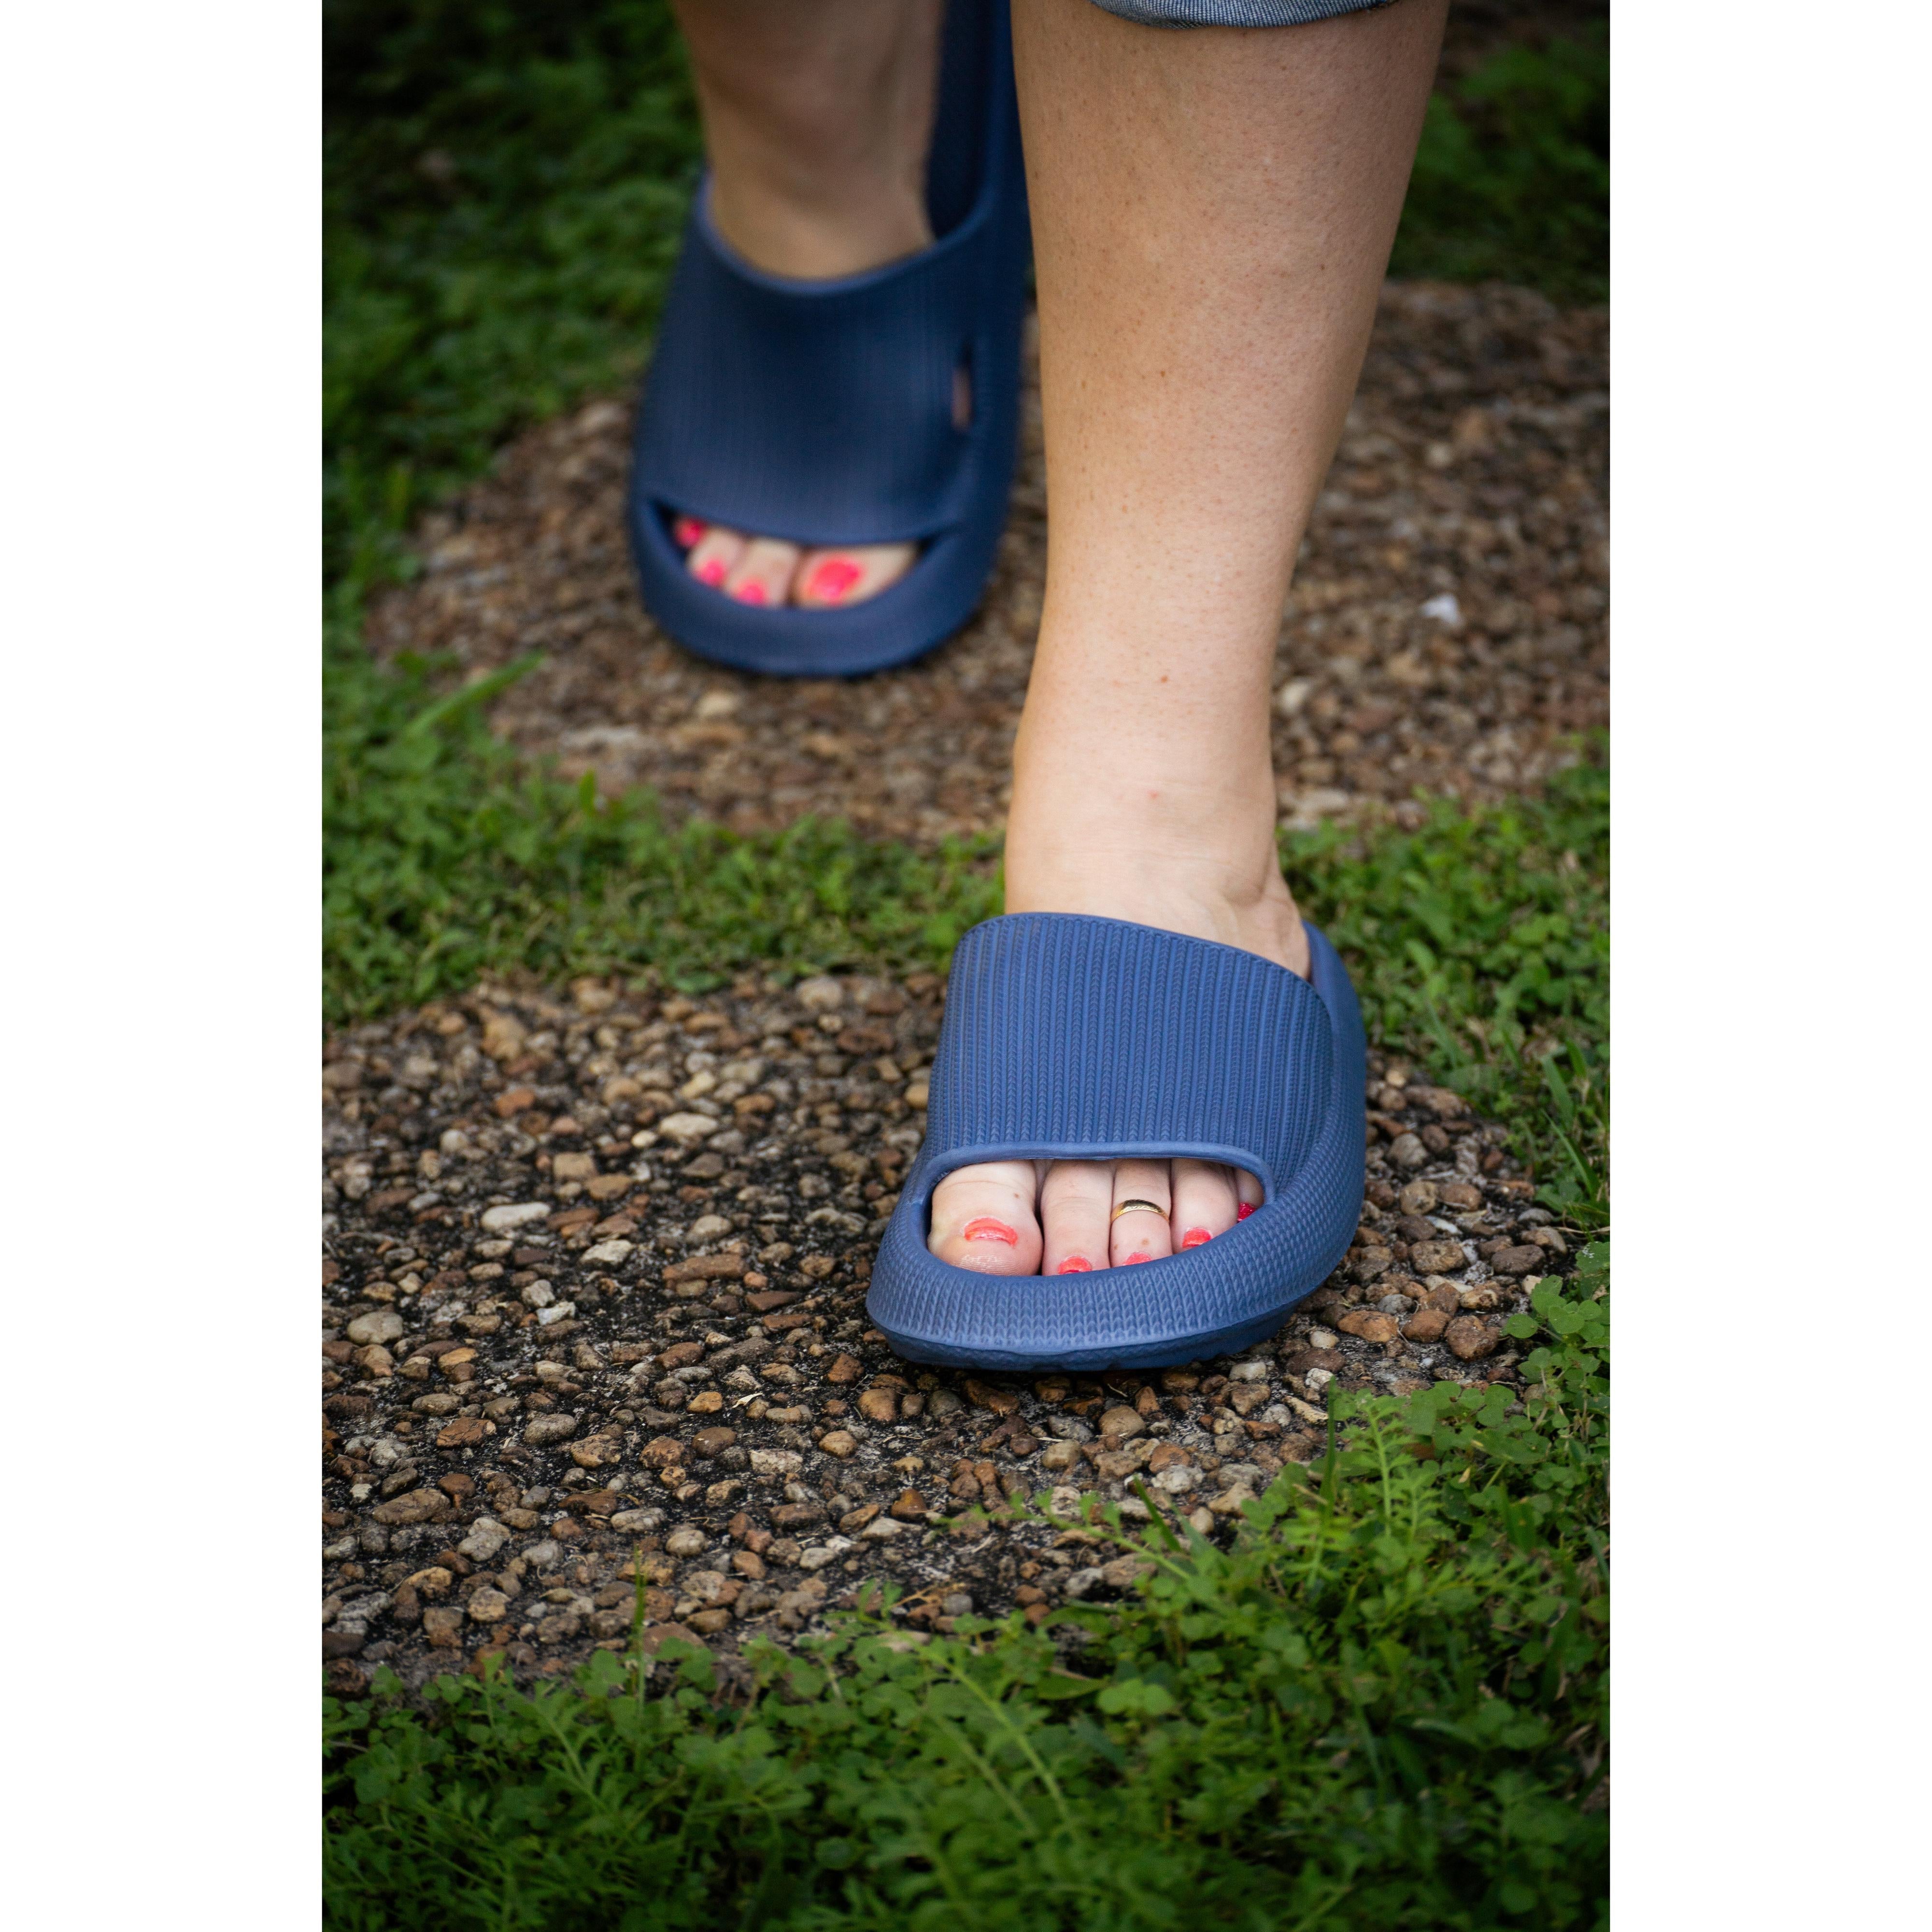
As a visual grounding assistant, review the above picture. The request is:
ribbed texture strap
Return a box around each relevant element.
[923,914,1335,1194]
[631,0,1019,550]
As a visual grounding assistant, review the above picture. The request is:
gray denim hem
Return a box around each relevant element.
[1088,0,1395,26]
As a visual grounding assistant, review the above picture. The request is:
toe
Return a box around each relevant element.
[724,537,802,606]
[1109,1159,1174,1267]
[671,514,708,551]
[928,1161,1044,1276]
[1170,1159,1238,1251]
[793,543,917,608]
[687,526,746,589]
[1235,1165,1263,1221]
[1038,1161,1113,1275]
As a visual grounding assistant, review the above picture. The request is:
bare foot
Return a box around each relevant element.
[926,698,1311,1276]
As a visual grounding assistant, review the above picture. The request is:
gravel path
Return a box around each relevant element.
[367,281,1605,846]
[330,277,1600,1691]
[323,969,1577,1694]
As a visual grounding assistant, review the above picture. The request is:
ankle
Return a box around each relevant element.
[1004,775,1307,976]
[1007,858,1306,974]
[707,158,932,281]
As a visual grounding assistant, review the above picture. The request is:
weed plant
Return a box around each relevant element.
[1392,26,1609,300]
[323,601,1001,1026]
[324,1249,1607,1930]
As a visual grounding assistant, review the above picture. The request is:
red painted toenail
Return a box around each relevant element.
[807,558,862,603]
[1236,1202,1256,1221]
[672,516,705,548]
[1181,1228,1212,1249]
[732,580,769,605]
[1056,1257,1093,1273]
[962,1217,1019,1245]
[1124,1250,1152,1264]
[695,558,727,586]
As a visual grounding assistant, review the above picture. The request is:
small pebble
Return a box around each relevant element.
[480,1203,550,1233]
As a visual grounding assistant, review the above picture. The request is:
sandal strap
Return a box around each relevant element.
[919,914,1338,1198]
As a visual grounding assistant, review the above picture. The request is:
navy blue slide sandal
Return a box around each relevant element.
[627,0,1030,678]
[867,914,1368,1372]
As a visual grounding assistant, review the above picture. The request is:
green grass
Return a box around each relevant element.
[325,1249,1607,1930]
[324,0,700,579]
[1391,28,1609,302]
[323,600,1003,1027]
[1294,761,1609,1225]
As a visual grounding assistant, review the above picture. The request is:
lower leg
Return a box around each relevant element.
[929,0,1446,1272]
[668,0,940,605]
[1008,0,1446,962]
[671,0,941,278]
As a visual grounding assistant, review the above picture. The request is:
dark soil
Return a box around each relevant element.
[322,967,1576,1694]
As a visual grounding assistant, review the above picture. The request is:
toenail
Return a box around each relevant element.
[962,1217,1019,1245]
[695,558,727,586]
[1236,1202,1256,1221]
[672,516,705,548]
[1180,1228,1212,1249]
[1124,1251,1152,1264]
[807,558,863,603]
[732,580,770,605]
[1056,1257,1093,1273]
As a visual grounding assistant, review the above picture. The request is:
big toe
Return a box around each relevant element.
[928,1161,1043,1276]
[794,543,916,608]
